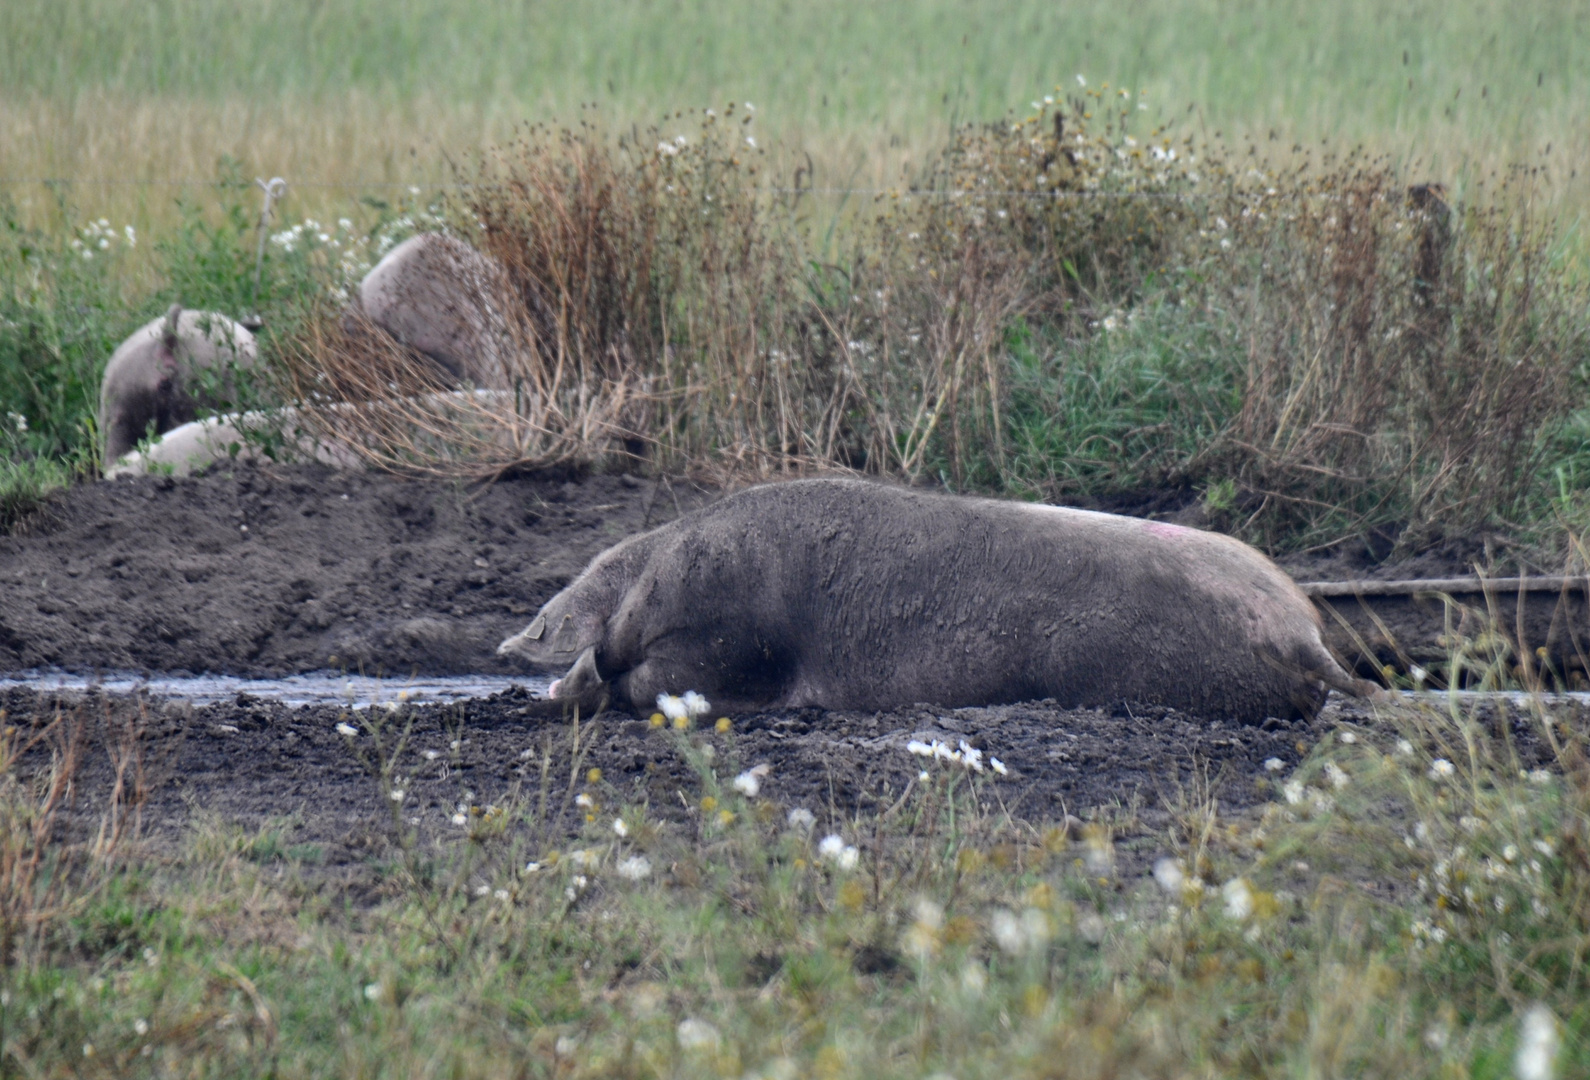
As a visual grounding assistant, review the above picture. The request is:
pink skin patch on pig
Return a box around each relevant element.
[1142,520,1189,539]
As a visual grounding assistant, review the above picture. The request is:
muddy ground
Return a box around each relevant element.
[0,462,1573,875]
[0,463,718,676]
[4,685,1578,891]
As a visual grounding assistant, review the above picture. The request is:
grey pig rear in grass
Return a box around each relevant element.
[498,478,1378,722]
[354,232,512,389]
[99,305,257,464]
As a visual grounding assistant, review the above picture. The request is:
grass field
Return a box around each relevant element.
[2,0,1588,232]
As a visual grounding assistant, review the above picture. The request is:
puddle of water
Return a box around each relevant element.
[4,675,1585,712]
[0,670,552,709]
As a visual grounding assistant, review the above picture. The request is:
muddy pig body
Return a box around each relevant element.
[498,478,1372,722]
[356,232,512,389]
[100,305,258,464]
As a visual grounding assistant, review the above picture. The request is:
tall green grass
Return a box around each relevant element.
[4,0,1586,149]
[1,0,1587,235]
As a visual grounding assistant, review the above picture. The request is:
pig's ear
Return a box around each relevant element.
[551,613,582,652]
[496,613,549,658]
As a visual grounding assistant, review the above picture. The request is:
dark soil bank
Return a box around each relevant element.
[0,463,714,676]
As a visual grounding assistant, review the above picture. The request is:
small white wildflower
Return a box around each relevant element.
[919,770,931,782]
[906,740,934,757]
[575,793,595,808]
[1324,761,1350,790]
[1222,878,1254,920]
[818,834,859,870]
[389,789,405,803]
[617,855,652,881]
[1503,844,1519,862]
[133,1019,149,1036]
[1283,779,1305,805]
[612,818,629,837]
[1429,758,1455,781]
[124,225,136,246]
[787,807,816,830]
[1152,857,1186,895]
[1409,665,1428,684]
[1515,1002,1560,1080]
[572,874,588,889]
[6,412,25,432]
[745,136,757,149]
[990,756,1008,776]
[1220,237,1232,250]
[524,861,542,873]
[363,983,380,1001]
[1264,757,1284,772]
[657,694,688,721]
[1529,768,1552,785]
[335,722,358,737]
[494,889,509,901]
[423,749,439,761]
[1397,739,1414,756]
[932,740,961,764]
[991,909,1027,954]
[1534,839,1555,857]
[452,813,468,826]
[677,1018,720,1051]
[1338,730,1357,744]
[1076,74,1087,86]
[568,848,600,870]
[733,771,761,797]
[1101,314,1119,332]
[958,740,984,772]
[475,884,491,897]
[682,690,711,717]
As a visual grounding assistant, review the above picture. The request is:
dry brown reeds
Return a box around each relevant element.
[282,111,1034,486]
[1209,162,1586,547]
[0,699,144,972]
[273,105,1586,551]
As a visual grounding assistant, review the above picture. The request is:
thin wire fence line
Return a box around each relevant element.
[0,176,1209,199]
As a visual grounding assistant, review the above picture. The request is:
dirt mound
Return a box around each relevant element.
[0,463,714,676]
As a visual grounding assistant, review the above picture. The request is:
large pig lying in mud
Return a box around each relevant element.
[99,305,258,463]
[355,232,512,388]
[498,478,1375,723]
